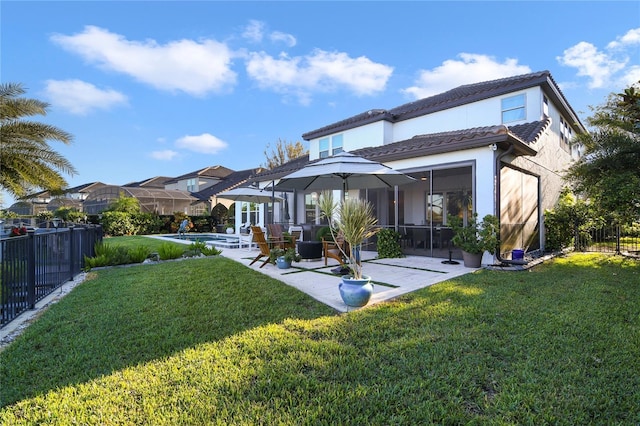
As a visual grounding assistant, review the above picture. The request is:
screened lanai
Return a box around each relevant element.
[83,185,202,215]
[362,165,474,258]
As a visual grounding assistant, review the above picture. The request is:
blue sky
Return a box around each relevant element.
[2,1,639,208]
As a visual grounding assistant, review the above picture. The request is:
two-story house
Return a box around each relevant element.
[253,70,586,262]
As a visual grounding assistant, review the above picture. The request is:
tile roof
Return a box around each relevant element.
[253,120,548,182]
[123,176,173,188]
[353,120,546,163]
[164,165,235,183]
[302,70,583,140]
[195,167,265,201]
[250,155,312,183]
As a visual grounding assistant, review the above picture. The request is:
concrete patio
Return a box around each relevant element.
[221,247,478,312]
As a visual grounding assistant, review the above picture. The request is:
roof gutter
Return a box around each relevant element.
[494,143,527,266]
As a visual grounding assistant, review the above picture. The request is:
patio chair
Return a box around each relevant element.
[267,223,297,249]
[249,226,274,268]
[239,228,256,251]
[322,233,347,266]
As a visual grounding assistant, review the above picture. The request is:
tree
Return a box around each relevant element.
[106,192,141,214]
[263,138,307,169]
[565,81,640,221]
[0,83,77,198]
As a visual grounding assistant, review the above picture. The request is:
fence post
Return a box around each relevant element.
[27,230,36,309]
[69,226,75,280]
[616,225,621,255]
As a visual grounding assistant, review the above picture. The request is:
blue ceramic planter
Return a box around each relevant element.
[276,257,291,269]
[339,276,373,307]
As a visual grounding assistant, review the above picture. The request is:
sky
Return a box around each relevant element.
[2,1,639,208]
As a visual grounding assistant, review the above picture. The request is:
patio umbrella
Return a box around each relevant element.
[283,194,291,221]
[216,187,283,204]
[274,151,416,195]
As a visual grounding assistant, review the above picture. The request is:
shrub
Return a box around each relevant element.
[185,241,222,257]
[132,213,164,235]
[544,189,598,251]
[84,241,132,270]
[157,243,184,260]
[376,228,404,258]
[101,211,136,236]
[83,254,111,270]
[128,245,152,263]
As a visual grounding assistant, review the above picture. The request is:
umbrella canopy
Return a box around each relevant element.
[274,151,416,193]
[217,187,283,204]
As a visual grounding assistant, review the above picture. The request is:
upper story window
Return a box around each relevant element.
[559,116,573,153]
[319,134,344,158]
[186,178,196,192]
[543,95,549,117]
[501,94,526,123]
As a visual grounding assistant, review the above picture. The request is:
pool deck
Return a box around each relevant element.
[221,246,478,312]
[148,233,243,249]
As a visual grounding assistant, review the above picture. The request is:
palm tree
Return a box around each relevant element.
[0,82,77,198]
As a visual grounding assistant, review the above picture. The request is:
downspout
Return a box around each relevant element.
[494,143,527,265]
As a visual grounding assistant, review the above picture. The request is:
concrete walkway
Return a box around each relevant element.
[221,247,477,312]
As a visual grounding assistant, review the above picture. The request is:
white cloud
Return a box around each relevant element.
[401,53,531,100]
[270,31,296,47]
[246,49,393,103]
[242,20,265,43]
[242,20,296,47]
[607,28,640,49]
[44,79,128,115]
[557,41,626,89]
[558,28,639,89]
[175,133,228,154]
[150,150,179,160]
[51,26,237,96]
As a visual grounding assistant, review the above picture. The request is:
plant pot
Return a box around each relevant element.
[339,275,373,307]
[462,250,483,268]
[276,256,291,269]
[226,227,234,234]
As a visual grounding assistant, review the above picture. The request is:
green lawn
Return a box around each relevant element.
[1,250,639,424]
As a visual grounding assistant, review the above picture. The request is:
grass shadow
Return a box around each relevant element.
[0,257,337,407]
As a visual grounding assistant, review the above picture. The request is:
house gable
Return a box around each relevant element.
[303,71,585,161]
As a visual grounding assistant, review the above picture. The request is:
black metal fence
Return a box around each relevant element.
[574,223,640,256]
[0,225,103,328]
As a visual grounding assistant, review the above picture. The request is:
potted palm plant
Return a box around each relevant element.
[318,191,379,307]
[448,213,499,268]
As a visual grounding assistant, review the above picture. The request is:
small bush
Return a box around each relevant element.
[84,241,133,270]
[187,241,222,257]
[83,254,111,270]
[128,245,151,263]
[157,243,184,260]
[376,228,404,258]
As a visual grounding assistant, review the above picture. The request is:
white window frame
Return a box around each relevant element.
[501,94,526,123]
[319,134,344,158]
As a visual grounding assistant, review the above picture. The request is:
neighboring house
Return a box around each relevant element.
[7,182,108,216]
[9,166,264,217]
[194,167,265,222]
[253,70,586,261]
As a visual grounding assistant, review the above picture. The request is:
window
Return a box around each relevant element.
[543,95,549,117]
[305,193,317,223]
[559,116,573,152]
[501,94,526,123]
[241,202,259,225]
[319,134,344,158]
[186,178,196,192]
[331,134,343,155]
[426,193,443,225]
